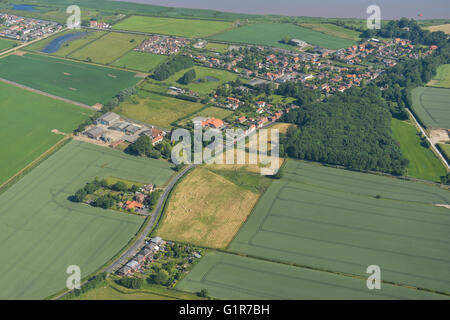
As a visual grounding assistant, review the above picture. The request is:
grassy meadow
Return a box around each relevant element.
[177,106,233,126]
[391,118,447,182]
[111,51,167,72]
[427,64,450,89]
[146,66,238,95]
[299,23,362,41]
[68,32,147,65]
[114,91,204,128]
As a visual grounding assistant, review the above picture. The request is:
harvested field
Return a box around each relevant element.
[156,166,263,248]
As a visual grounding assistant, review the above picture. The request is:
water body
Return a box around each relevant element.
[11,4,36,12]
[116,0,450,20]
[42,32,88,54]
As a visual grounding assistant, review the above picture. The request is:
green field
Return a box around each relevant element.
[411,87,450,129]
[68,32,147,65]
[146,66,238,95]
[228,159,450,294]
[440,144,450,160]
[0,38,17,51]
[209,23,356,50]
[0,140,174,299]
[115,91,204,128]
[112,15,234,38]
[300,23,362,41]
[178,251,445,299]
[428,64,450,89]
[111,51,167,72]
[391,118,447,182]
[205,42,229,53]
[25,30,106,57]
[177,106,233,126]
[0,53,140,105]
[0,81,92,185]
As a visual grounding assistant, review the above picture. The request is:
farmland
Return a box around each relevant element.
[205,42,229,53]
[410,87,450,129]
[112,16,234,38]
[427,64,450,89]
[299,23,362,41]
[0,81,92,185]
[68,32,147,65]
[0,53,140,105]
[25,30,106,57]
[228,159,450,294]
[0,38,17,52]
[391,118,447,182]
[114,91,204,128]
[177,106,233,126]
[156,166,268,248]
[441,144,450,160]
[111,51,167,72]
[0,140,174,299]
[209,23,356,50]
[426,24,450,34]
[146,66,239,95]
[177,251,445,300]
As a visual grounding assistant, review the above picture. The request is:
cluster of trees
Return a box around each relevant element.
[362,18,448,47]
[143,190,161,211]
[178,69,197,84]
[281,85,409,175]
[69,178,144,209]
[125,135,172,160]
[276,81,321,105]
[116,277,144,289]
[64,272,107,299]
[378,34,450,121]
[153,55,194,81]
[70,178,106,203]
[440,173,450,185]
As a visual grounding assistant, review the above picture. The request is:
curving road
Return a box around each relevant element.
[105,164,196,274]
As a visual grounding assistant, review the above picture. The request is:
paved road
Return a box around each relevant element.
[406,108,450,171]
[105,164,196,273]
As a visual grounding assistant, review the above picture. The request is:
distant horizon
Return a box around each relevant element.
[114,0,450,20]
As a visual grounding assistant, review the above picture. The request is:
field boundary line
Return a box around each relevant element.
[218,249,450,297]
[406,108,450,171]
[63,30,111,58]
[0,77,95,110]
[0,136,72,196]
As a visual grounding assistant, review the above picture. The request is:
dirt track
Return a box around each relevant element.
[0,77,96,110]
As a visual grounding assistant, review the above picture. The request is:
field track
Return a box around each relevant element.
[0,77,94,110]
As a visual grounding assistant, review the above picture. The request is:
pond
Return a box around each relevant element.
[193,76,219,83]
[41,32,88,54]
[11,4,36,11]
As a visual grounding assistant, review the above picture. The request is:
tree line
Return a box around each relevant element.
[153,55,194,81]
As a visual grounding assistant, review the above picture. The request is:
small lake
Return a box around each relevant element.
[194,76,219,83]
[11,4,36,11]
[42,32,88,54]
